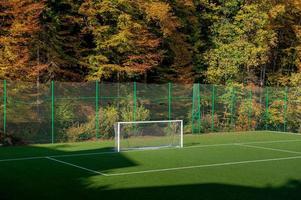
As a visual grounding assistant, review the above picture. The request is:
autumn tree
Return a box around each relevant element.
[79,0,164,81]
[33,0,85,81]
[268,0,301,86]
[0,0,300,85]
[0,0,45,80]
[202,0,278,85]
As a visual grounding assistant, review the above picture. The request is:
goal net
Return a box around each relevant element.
[114,120,183,152]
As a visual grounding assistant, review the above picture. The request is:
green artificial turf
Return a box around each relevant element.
[1,131,301,200]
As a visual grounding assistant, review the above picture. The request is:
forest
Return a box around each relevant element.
[0,0,300,86]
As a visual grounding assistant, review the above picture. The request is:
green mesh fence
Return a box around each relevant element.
[5,81,51,143]
[0,81,300,144]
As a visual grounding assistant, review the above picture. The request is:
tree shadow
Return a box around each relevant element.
[0,144,137,200]
[0,144,301,200]
[93,179,301,200]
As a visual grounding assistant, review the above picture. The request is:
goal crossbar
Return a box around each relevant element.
[117,120,183,125]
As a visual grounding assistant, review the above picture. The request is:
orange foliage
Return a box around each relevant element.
[0,0,45,80]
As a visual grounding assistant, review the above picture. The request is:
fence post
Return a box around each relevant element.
[283,87,288,132]
[230,87,236,129]
[197,83,201,133]
[3,80,6,134]
[133,82,137,122]
[192,83,201,134]
[95,81,99,139]
[168,82,172,121]
[191,84,195,134]
[248,89,253,130]
[51,81,54,144]
[265,87,269,130]
[211,85,215,132]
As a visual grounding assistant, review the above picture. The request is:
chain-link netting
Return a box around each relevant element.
[6,81,51,143]
[0,81,300,144]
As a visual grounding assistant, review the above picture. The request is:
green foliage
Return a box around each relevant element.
[55,99,77,141]
[65,122,94,142]
[79,0,164,80]
[286,88,301,132]
[120,102,150,122]
[66,106,119,141]
[65,96,150,141]
[98,106,120,139]
[204,1,278,84]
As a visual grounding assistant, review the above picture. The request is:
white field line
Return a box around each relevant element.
[0,152,115,163]
[264,131,301,136]
[1,139,301,163]
[51,151,116,158]
[105,155,301,177]
[0,156,46,162]
[237,144,301,155]
[184,139,301,149]
[46,157,108,176]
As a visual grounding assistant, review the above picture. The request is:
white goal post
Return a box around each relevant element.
[115,120,183,152]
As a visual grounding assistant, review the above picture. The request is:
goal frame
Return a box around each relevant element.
[115,120,184,152]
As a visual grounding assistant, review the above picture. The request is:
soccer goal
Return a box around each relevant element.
[114,120,183,152]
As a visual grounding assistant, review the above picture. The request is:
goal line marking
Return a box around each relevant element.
[46,157,109,176]
[105,155,301,177]
[1,139,301,163]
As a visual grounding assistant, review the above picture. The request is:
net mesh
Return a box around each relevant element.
[115,121,182,151]
[0,81,300,144]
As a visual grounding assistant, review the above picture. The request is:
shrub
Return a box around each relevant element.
[66,121,95,142]
[55,99,76,141]
[66,105,119,141]
[99,106,119,138]
[66,101,150,141]
[236,99,262,131]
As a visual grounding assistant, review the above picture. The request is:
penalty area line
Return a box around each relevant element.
[105,155,301,177]
[46,157,108,176]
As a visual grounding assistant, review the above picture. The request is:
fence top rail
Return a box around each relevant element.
[117,120,183,125]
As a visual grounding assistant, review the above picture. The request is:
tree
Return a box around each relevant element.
[34,0,85,81]
[0,0,45,80]
[267,0,301,86]
[79,0,164,81]
[203,0,278,85]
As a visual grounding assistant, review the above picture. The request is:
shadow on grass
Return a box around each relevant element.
[0,144,136,200]
[96,179,301,200]
[0,144,301,200]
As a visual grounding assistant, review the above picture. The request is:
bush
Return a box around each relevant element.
[66,99,150,141]
[55,99,77,141]
[66,122,95,142]
[187,110,220,134]
[287,88,301,132]
[99,106,119,138]
[66,105,119,141]
[236,99,262,131]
